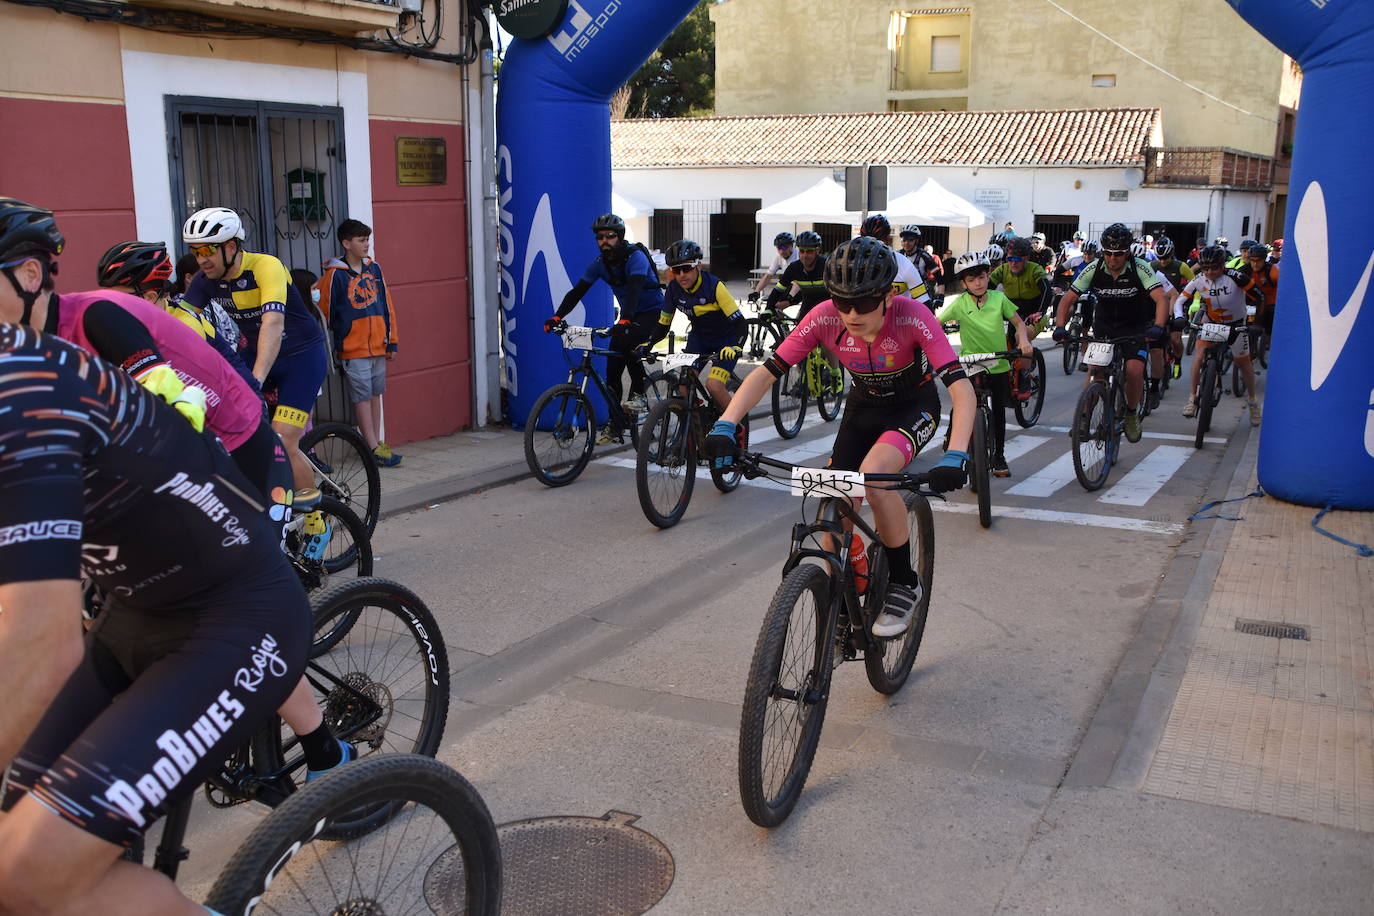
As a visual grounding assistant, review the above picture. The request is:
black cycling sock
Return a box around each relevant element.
[883,541,919,587]
[300,722,343,771]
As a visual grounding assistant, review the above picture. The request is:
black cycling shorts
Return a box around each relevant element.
[1089,321,1149,364]
[828,386,941,472]
[1,564,310,847]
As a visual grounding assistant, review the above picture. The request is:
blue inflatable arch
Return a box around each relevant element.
[1230,0,1374,509]
[496,0,698,427]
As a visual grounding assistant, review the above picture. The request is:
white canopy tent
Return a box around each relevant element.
[885,178,991,258]
[611,189,653,219]
[755,177,861,224]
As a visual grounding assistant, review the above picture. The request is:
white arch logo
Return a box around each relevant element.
[1295,180,1373,391]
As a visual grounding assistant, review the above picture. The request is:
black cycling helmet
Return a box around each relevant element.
[824,236,897,299]
[590,213,626,235]
[796,230,822,249]
[989,231,1009,247]
[860,213,891,239]
[1100,223,1133,251]
[665,239,702,267]
[1082,240,1100,257]
[1198,245,1228,267]
[0,197,64,264]
[97,241,173,294]
[1007,237,1034,258]
[1155,236,1175,259]
[773,232,795,247]
[0,198,65,325]
[1247,242,1270,259]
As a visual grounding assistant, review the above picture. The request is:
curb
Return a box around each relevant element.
[1061,403,1258,789]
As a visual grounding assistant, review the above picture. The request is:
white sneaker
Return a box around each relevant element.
[872,581,921,638]
[1248,400,1262,427]
[595,426,616,446]
[1182,397,1197,418]
[622,394,649,413]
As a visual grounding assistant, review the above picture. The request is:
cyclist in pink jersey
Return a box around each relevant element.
[706,237,975,639]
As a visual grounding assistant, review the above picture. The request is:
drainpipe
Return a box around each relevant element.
[479,39,500,425]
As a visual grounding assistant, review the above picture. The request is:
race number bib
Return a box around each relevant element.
[1199,323,1232,343]
[562,326,597,350]
[790,466,865,498]
[1082,341,1115,367]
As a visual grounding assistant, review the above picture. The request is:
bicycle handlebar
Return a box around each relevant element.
[733,450,936,496]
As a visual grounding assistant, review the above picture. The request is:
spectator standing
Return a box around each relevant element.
[941,249,956,293]
[318,218,403,468]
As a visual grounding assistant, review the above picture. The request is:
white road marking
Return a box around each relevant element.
[1098,445,1194,507]
[1005,451,1080,498]
[1034,425,1226,445]
[1001,434,1052,463]
[931,501,1182,535]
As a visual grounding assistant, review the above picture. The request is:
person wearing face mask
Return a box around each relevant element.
[318,219,403,468]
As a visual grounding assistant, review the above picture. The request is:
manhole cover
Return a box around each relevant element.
[1235,618,1310,640]
[424,810,673,915]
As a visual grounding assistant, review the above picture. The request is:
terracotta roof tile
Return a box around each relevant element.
[612,108,1160,168]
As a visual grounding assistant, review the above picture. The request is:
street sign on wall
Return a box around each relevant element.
[974,188,1009,211]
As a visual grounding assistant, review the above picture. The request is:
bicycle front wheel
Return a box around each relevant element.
[301,422,380,538]
[972,409,991,528]
[815,361,845,422]
[205,754,501,916]
[1014,349,1047,428]
[636,397,696,528]
[738,563,833,828]
[1062,337,1080,375]
[1071,381,1114,490]
[1196,359,1218,448]
[287,496,372,597]
[254,578,450,810]
[711,388,749,494]
[864,491,935,694]
[524,384,595,487]
[770,362,807,439]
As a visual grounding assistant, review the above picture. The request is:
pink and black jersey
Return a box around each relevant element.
[771,296,964,404]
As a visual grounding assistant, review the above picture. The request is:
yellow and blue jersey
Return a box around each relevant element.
[660,269,743,352]
[184,251,324,360]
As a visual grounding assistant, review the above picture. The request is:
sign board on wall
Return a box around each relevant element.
[1109,189,1129,202]
[495,0,570,39]
[974,188,1010,211]
[396,137,447,186]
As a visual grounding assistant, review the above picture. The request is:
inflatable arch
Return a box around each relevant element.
[1231,0,1374,509]
[496,0,698,427]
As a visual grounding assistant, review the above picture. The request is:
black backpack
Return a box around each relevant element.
[607,242,665,290]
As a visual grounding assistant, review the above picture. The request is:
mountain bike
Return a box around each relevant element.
[1068,335,1147,491]
[284,492,372,597]
[300,421,380,539]
[635,350,749,528]
[1192,319,1244,449]
[1005,314,1047,428]
[523,323,651,487]
[1231,306,1264,398]
[958,350,1026,528]
[732,451,936,827]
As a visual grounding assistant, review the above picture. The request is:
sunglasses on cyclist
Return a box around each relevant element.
[668,263,698,274]
[1102,249,1128,256]
[1006,256,1025,263]
[831,294,885,315]
[189,243,222,258]
[798,246,819,253]
[777,244,793,250]
[595,232,620,241]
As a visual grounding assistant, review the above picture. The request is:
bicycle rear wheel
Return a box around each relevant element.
[815,361,844,422]
[636,397,696,528]
[711,385,749,493]
[864,492,935,694]
[524,384,595,487]
[254,578,450,819]
[1196,360,1218,448]
[287,496,372,597]
[1071,381,1113,490]
[770,362,807,439]
[738,563,833,828]
[205,754,501,916]
[1014,349,1047,428]
[971,409,991,528]
[301,422,380,538]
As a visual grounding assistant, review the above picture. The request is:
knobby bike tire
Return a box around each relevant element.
[972,408,992,528]
[1071,381,1114,491]
[289,495,372,599]
[1196,360,1218,448]
[524,384,595,487]
[204,754,501,916]
[254,577,450,836]
[864,491,936,694]
[301,422,381,538]
[1014,349,1047,428]
[816,360,844,422]
[1232,358,1247,399]
[711,377,748,494]
[770,361,807,439]
[738,563,833,828]
[1185,327,1198,356]
[635,397,696,528]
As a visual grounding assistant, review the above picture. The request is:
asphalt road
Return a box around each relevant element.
[173,345,1372,913]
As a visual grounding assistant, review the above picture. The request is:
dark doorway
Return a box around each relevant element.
[650,209,683,251]
[708,198,762,279]
[814,222,852,254]
[1146,220,1206,253]
[1033,214,1081,249]
[908,225,949,259]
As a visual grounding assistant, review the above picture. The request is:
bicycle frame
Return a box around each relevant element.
[557,328,636,434]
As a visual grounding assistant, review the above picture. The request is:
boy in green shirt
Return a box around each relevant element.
[937,251,1033,477]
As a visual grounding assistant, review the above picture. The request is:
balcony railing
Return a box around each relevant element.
[128,0,402,34]
[1143,147,1275,191]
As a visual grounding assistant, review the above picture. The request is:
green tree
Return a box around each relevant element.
[612,0,714,119]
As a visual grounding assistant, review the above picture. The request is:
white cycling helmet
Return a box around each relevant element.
[898,224,922,239]
[1130,241,1147,259]
[183,207,245,245]
[954,250,991,278]
[982,243,1004,264]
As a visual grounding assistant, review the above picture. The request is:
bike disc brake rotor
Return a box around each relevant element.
[325,671,393,749]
